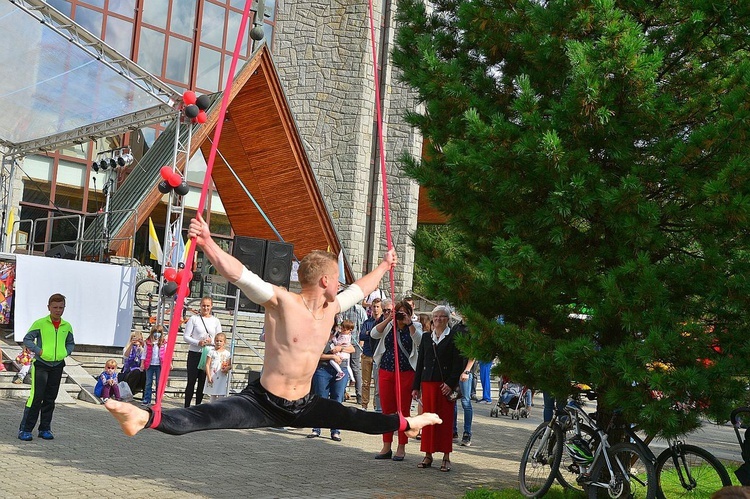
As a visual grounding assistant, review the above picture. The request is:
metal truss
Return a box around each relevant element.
[5,0,180,156]
[5,107,180,158]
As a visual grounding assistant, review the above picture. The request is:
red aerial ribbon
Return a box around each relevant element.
[151,0,255,428]
[366,0,401,413]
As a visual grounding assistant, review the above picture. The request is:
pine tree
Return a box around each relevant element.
[393,0,750,436]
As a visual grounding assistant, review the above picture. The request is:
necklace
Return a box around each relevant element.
[301,296,324,320]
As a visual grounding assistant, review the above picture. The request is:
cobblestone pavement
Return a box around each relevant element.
[0,394,545,498]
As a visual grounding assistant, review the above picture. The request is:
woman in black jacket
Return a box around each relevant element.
[411,305,464,472]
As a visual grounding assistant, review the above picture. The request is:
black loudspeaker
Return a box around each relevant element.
[226,237,266,313]
[263,241,294,289]
[44,244,76,260]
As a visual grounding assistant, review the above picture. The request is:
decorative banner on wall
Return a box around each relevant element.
[0,262,15,325]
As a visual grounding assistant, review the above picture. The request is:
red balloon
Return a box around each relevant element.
[163,267,177,282]
[182,91,197,106]
[167,171,182,188]
[160,166,173,180]
[196,110,207,124]
[176,269,193,285]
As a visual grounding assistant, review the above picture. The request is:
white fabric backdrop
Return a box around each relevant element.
[14,255,136,347]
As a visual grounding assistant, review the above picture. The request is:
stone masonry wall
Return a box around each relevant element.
[273,0,422,297]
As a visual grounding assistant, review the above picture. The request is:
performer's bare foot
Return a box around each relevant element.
[405,412,442,438]
[105,399,150,436]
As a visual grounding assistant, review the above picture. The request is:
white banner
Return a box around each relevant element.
[15,254,136,347]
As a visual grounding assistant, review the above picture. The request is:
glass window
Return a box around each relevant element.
[56,159,85,188]
[211,191,226,214]
[196,46,221,91]
[187,151,208,183]
[19,205,50,253]
[53,184,84,211]
[105,16,134,57]
[47,0,72,17]
[80,0,105,8]
[142,0,169,29]
[74,6,104,38]
[170,0,197,37]
[165,36,193,85]
[50,211,81,246]
[21,179,52,206]
[183,187,201,209]
[226,10,250,53]
[264,0,276,22]
[201,2,226,48]
[140,127,157,148]
[108,0,137,18]
[224,54,247,80]
[262,22,273,47]
[209,211,231,236]
[24,155,53,181]
[137,27,166,76]
[59,143,88,160]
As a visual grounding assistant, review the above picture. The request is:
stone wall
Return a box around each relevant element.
[273,0,422,297]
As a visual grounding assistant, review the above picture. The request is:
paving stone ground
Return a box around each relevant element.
[0,394,545,498]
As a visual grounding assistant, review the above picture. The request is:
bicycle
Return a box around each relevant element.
[519,395,656,498]
[133,278,199,331]
[550,396,731,498]
[636,433,731,498]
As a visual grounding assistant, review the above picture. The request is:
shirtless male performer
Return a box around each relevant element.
[106,214,440,438]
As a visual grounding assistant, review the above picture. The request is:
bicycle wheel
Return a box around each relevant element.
[588,442,656,499]
[557,423,599,492]
[133,278,160,311]
[519,422,564,497]
[655,444,731,498]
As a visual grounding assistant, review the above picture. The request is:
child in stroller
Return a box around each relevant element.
[490,377,532,420]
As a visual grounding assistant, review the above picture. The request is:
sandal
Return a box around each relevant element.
[417,456,433,468]
[440,459,451,472]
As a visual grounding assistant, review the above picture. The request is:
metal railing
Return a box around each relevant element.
[9,208,138,261]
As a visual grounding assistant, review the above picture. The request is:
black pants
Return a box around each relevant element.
[185,350,206,407]
[153,378,403,436]
[19,361,64,433]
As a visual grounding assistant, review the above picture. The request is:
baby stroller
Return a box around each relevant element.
[490,380,530,420]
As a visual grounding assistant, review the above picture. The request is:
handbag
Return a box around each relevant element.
[197,346,210,370]
[196,315,212,370]
[433,342,461,402]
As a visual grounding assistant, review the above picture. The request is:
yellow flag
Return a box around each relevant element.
[148,217,164,262]
[5,209,14,238]
[183,239,192,261]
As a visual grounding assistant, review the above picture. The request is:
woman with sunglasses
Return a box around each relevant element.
[371,300,423,461]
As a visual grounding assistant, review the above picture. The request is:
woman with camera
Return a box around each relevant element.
[371,300,422,461]
[411,305,464,472]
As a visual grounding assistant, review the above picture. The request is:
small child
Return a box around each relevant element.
[204,332,232,402]
[13,346,34,384]
[142,326,167,406]
[96,359,121,402]
[329,319,355,381]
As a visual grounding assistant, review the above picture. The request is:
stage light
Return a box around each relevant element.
[119,153,134,166]
[99,159,108,171]
[92,161,99,173]
[109,158,117,170]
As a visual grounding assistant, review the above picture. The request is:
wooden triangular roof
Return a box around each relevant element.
[110,45,352,281]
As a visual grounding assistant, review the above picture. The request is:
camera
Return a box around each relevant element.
[395,311,407,320]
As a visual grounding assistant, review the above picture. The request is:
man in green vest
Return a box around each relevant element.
[18,293,75,441]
